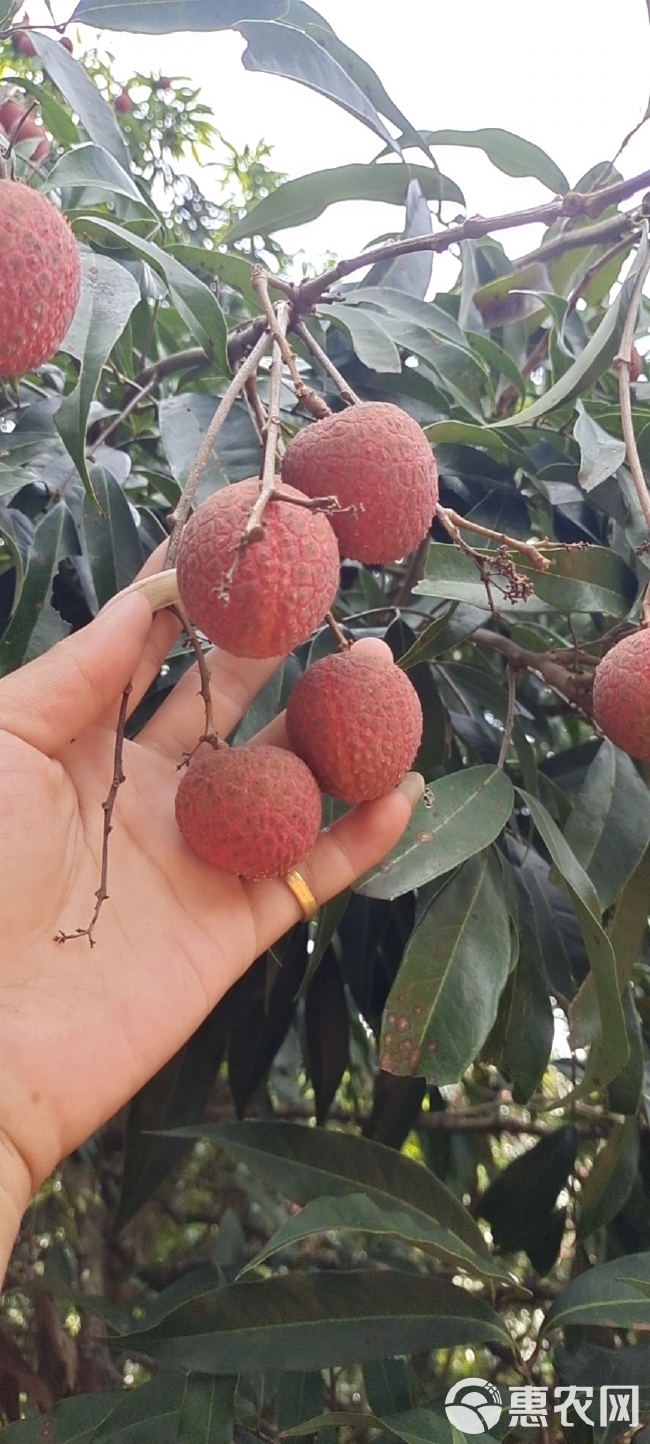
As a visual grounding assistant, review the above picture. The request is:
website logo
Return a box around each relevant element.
[444,1378,503,1434]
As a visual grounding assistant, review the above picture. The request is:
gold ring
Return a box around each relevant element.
[283,868,318,921]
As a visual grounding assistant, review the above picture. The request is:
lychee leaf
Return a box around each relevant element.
[43,142,150,209]
[358,765,514,901]
[81,466,143,609]
[30,30,130,171]
[177,1374,236,1444]
[417,540,636,616]
[71,0,287,30]
[379,850,511,1084]
[562,741,650,911]
[0,503,69,676]
[55,251,141,503]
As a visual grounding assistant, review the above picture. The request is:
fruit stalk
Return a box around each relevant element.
[241,300,290,543]
[612,231,650,535]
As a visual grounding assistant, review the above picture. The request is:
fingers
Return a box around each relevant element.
[245,772,424,954]
[0,592,154,757]
[137,646,286,759]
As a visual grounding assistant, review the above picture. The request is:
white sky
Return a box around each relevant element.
[18,0,650,288]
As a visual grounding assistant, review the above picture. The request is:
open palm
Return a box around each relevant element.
[0,585,417,1242]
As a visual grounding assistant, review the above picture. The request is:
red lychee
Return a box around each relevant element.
[281,401,438,565]
[11,28,35,57]
[285,649,423,803]
[176,478,340,659]
[0,180,80,377]
[175,744,322,879]
[114,90,132,114]
[59,36,74,52]
[0,98,50,163]
[592,630,650,762]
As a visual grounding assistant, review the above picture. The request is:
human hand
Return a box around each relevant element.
[0,577,422,1270]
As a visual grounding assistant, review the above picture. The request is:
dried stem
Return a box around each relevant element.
[325,611,352,650]
[612,233,650,538]
[240,302,291,544]
[243,373,268,448]
[55,685,132,947]
[292,318,361,405]
[498,665,517,770]
[164,326,272,569]
[436,504,551,572]
[87,377,156,455]
[252,268,331,420]
[172,605,222,757]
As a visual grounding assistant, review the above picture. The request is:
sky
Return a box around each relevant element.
[16,0,650,290]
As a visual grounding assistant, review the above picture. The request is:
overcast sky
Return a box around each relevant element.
[18,0,650,287]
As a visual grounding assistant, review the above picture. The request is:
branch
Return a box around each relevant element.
[164,325,272,569]
[252,268,331,420]
[240,300,291,543]
[517,211,640,268]
[498,665,517,770]
[612,230,650,537]
[472,627,592,709]
[290,166,650,310]
[292,317,361,405]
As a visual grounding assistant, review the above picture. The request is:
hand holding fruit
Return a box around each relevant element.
[0,567,421,1276]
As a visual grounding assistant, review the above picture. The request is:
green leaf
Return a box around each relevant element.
[43,142,150,208]
[424,127,569,194]
[424,421,511,463]
[222,163,464,243]
[305,949,350,1125]
[81,467,143,607]
[92,1374,185,1441]
[178,1374,237,1444]
[563,741,650,910]
[570,847,650,1064]
[359,766,514,900]
[55,251,141,498]
[519,790,628,1091]
[494,269,636,427]
[478,1127,577,1259]
[238,22,401,155]
[30,31,130,169]
[608,986,645,1115]
[577,1119,640,1237]
[243,1191,510,1282]
[284,2,433,166]
[575,402,626,492]
[324,303,401,373]
[380,851,511,1084]
[71,0,288,28]
[167,244,257,308]
[0,503,68,676]
[417,541,636,616]
[361,179,434,299]
[543,1250,650,1332]
[497,879,554,1103]
[1,1393,120,1443]
[159,1122,492,1262]
[83,218,229,374]
[122,1271,511,1371]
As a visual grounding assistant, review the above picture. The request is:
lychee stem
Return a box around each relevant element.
[164,324,273,570]
[252,267,332,420]
[292,317,361,407]
[612,237,650,536]
[241,301,291,545]
[325,611,352,651]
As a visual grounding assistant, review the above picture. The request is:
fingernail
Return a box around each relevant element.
[397,771,425,808]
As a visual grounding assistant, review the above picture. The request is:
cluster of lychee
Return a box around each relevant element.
[174,404,438,881]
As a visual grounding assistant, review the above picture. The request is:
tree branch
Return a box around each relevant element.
[612,230,650,536]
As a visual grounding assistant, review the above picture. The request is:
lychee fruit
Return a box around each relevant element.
[281,401,438,565]
[0,98,50,164]
[11,28,36,57]
[175,744,322,879]
[59,36,74,52]
[592,630,650,762]
[285,649,423,803]
[0,180,80,377]
[176,478,340,659]
[114,90,132,114]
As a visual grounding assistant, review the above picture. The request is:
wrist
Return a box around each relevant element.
[0,1133,32,1285]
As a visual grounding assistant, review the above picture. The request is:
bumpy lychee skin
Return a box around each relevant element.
[175,744,322,880]
[0,180,80,377]
[592,630,650,762]
[285,650,423,803]
[176,478,340,659]
[281,402,438,564]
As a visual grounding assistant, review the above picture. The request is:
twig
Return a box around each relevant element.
[239,302,291,544]
[251,268,332,420]
[565,236,636,319]
[498,665,517,769]
[613,231,650,536]
[472,627,592,709]
[87,377,156,455]
[164,326,272,569]
[517,211,640,269]
[135,346,210,387]
[436,504,551,572]
[292,318,361,405]
[54,685,132,948]
[325,612,352,650]
[243,373,267,448]
[172,604,223,758]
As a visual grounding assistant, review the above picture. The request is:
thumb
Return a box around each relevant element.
[0,591,153,756]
